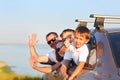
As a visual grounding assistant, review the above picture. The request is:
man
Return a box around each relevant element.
[29,32,62,73]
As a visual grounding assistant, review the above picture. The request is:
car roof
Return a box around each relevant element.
[75,14,120,34]
[102,26,120,33]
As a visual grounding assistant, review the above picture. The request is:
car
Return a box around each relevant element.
[76,14,120,80]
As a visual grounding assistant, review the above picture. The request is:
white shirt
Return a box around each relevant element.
[46,49,58,63]
[64,51,72,60]
[70,44,89,65]
[63,44,74,61]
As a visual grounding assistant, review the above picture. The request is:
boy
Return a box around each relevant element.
[61,26,90,80]
[58,28,75,57]
[54,29,75,79]
[60,28,75,39]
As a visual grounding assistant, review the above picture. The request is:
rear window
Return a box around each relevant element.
[107,32,120,68]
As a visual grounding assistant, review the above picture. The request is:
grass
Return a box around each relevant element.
[0,62,42,80]
[0,61,64,80]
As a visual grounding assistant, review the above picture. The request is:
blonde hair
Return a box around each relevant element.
[75,26,90,40]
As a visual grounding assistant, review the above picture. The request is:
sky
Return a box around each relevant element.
[0,0,120,44]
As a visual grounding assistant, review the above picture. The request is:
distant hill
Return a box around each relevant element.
[0,61,42,80]
[0,61,7,68]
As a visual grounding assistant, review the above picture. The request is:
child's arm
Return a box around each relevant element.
[68,62,85,80]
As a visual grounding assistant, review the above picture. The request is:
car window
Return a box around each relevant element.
[87,34,96,49]
[85,34,97,70]
[107,32,120,68]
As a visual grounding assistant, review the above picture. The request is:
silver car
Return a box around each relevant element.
[76,14,120,80]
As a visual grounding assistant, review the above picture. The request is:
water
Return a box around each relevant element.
[0,44,51,76]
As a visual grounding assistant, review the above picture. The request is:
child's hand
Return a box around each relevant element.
[29,33,38,47]
[64,38,71,48]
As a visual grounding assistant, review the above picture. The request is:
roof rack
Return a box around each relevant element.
[75,19,93,27]
[90,14,120,19]
[90,14,120,31]
[76,19,120,24]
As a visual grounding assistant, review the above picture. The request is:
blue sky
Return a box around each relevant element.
[0,0,120,44]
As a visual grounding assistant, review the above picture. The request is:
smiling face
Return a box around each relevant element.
[74,26,90,49]
[46,34,59,48]
[74,33,89,49]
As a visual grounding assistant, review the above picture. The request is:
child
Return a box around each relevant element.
[53,28,75,77]
[58,28,75,57]
[60,28,75,39]
[57,29,75,79]
[61,26,90,80]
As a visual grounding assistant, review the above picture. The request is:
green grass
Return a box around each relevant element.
[0,62,64,80]
[0,65,42,80]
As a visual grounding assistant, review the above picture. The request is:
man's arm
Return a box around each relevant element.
[60,60,71,80]
[30,56,61,73]
[32,65,53,73]
[29,33,49,63]
[29,33,39,58]
[32,63,62,73]
[30,56,52,73]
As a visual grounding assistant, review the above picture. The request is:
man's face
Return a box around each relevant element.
[46,34,58,48]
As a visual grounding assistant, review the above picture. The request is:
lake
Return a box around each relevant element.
[0,44,51,76]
